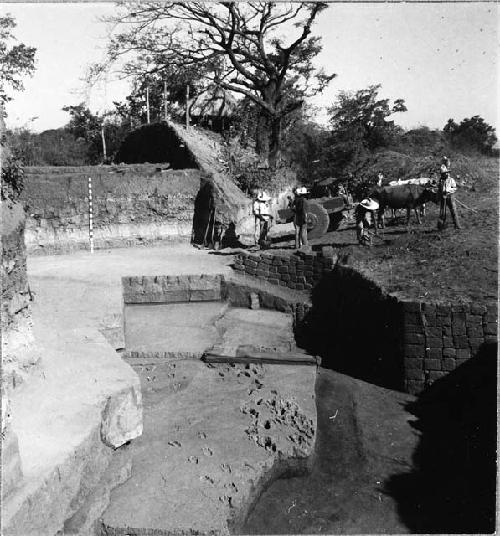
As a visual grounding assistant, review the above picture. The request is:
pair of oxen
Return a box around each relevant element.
[370,177,440,227]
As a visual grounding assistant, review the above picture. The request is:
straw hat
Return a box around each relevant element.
[359,198,379,211]
[296,187,308,195]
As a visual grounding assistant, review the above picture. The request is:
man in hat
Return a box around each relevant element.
[292,187,309,249]
[253,190,273,247]
[355,198,379,245]
[437,160,461,230]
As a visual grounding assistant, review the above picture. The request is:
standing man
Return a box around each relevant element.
[292,187,308,249]
[253,191,273,247]
[437,157,461,230]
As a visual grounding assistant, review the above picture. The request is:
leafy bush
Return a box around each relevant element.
[1,155,24,200]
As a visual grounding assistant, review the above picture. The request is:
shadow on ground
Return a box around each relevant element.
[384,342,497,534]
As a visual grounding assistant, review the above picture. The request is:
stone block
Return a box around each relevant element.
[425,351,442,364]
[470,304,487,315]
[255,269,269,278]
[277,266,289,274]
[246,260,258,269]
[454,336,469,348]
[280,274,291,282]
[483,323,498,335]
[426,327,442,338]
[467,327,484,338]
[437,315,452,326]
[465,314,483,324]
[442,325,453,337]
[404,344,425,358]
[295,284,305,291]
[442,358,456,371]
[484,312,498,323]
[267,278,280,286]
[422,303,436,315]
[452,325,466,336]
[442,347,456,358]
[406,324,425,334]
[436,304,451,315]
[269,266,278,273]
[456,348,471,360]
[304,283,312,290]
[442,337,453,347]
[426,337,443,348]
[101,385,143,449]
[404,332,425,344]
[404,357,424,370]
[424,314,437,327]
[452,311,467,322]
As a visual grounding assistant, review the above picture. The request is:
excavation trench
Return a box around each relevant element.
[98,276,495,535]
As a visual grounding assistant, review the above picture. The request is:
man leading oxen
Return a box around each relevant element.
[371,182,438,228]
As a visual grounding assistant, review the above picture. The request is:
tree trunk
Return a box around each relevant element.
[269,116,282,170]
[255,112,271,166]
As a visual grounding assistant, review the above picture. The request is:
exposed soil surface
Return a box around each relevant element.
[268,161,498,304]
[241,368,418,534]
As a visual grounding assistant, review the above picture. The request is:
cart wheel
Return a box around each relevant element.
[306,201,329,239]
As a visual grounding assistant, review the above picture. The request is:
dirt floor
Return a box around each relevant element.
[267,167,498,304]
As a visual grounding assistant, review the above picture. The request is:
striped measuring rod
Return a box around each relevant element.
[88,177,94,253]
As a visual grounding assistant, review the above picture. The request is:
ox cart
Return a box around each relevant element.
[275,195,353,240]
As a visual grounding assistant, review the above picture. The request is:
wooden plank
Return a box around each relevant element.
[202,350,319,366]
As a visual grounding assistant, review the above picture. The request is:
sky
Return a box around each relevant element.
[3,2,499,133]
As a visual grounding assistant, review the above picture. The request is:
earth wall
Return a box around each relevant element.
[20,165,203,253]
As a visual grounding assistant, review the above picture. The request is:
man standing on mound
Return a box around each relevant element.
[437,156,461,230]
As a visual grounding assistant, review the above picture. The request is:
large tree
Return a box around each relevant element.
[327,84,407,173]
[444,116,497,155]
[0,15,36,105]
[95,1,334,168]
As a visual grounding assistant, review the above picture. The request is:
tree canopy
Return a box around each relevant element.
[92,1,335,167]
[444,116,497,155]
[0,15,36,104]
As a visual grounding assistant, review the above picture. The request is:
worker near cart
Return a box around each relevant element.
[292,187,309,249]
[437,158,461,230]
[253,191,273,247]
[355,198,379,245]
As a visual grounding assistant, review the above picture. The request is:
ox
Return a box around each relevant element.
[371,183,437,227]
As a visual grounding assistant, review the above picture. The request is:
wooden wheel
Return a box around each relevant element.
[305,201,329,239]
